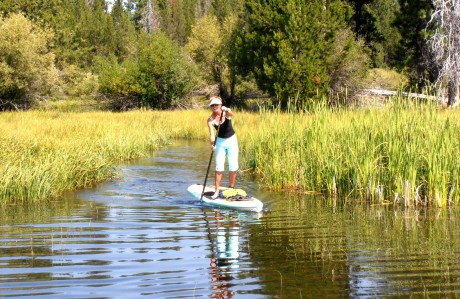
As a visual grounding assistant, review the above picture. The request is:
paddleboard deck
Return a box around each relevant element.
[187,184,264,212]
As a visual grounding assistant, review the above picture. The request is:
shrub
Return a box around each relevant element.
[137,32,198,109]
[327,28,371,103]
[0,13,58,110]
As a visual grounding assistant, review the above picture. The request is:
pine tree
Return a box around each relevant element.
[0,0,62,24]
[234,0,359,107]
[53,0,93,66]
[346,0,401,67]
[112,0,137,60]
[211,0,244,21]
[164,0,194,45]
[393,0,434,91]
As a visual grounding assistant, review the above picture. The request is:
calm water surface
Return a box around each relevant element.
[2,140,460,298]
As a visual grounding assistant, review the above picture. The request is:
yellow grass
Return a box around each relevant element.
[0,110,207,202]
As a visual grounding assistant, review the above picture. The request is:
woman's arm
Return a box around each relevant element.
[208,118,215,145]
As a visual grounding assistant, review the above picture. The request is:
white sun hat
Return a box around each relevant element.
[209,97,222,106]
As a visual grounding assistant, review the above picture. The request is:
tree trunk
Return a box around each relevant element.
[219,83,231,105]
[447,80,459,107]
[229,76,236,106]
[143,0,160,33]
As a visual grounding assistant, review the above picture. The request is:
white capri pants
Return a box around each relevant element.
[215,134,238,172]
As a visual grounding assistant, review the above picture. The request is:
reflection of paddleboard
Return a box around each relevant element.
[187,184,264,212]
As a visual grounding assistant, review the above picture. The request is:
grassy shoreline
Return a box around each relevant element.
[0,110,207,202]
[1,106,460,206]
[237,105,460,207]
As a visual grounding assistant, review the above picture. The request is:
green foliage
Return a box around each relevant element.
[363,0,401,67]
[346,0,401,67]
[211,0,244,21]
[52,0,115,67]
[0,0,62,24]
[145,0,195,45]
[235,0,360,107]
[59,64,99,99]
[95,55,140,97]
[94,54,142,110]
[2,0,117,68]
[0,0,430,109]
[327,28,370,100]
[184,15,222,83]
[393,0,434,87]
[137,32,198,108]
[111,0,137,60]
[0,13,58,110]
[93,30,199,110]
[185,14,243,102]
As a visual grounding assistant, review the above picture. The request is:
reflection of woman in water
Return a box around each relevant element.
[208,210,240,299]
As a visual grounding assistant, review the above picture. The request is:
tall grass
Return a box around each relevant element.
[2,104,460,207]
[0,110,207,202]
[237,102,460,207]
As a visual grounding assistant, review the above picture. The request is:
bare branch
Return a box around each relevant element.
[428,0,460,103]
[143,0,160,33]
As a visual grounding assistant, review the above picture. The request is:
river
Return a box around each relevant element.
[1,139,460,298]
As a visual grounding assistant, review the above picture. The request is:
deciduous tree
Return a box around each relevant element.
[0,13,58,110]
[137,32,198,108]
[185,14,240,103]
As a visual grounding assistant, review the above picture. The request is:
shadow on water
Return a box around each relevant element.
[2,139,460,298]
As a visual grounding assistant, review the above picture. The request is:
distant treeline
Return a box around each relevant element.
[0,0,443,110]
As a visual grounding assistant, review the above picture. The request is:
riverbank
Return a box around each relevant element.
[1,106,460,206]
[237,105,460,207]
[0,110,206,202]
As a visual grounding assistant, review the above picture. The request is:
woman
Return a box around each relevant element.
[207,96,238,199]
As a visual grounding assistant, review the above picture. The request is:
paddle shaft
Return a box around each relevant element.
[200,110,224,201]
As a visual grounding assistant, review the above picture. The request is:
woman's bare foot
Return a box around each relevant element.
[211,191,219,199]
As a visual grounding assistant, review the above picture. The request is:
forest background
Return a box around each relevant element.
[2,0,460,206]
[0,0,454,112]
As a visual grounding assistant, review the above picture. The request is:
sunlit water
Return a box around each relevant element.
[2,140,460,298]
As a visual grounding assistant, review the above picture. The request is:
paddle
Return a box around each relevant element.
[200,110,224,201]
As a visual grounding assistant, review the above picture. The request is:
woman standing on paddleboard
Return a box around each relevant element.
[207,96,238,199]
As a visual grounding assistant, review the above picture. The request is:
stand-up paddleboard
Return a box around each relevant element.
[187,184,264,212]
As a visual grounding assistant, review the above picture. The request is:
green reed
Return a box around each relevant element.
[237,103,460,207]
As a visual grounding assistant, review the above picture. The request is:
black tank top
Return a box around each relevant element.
[213,117,235,138]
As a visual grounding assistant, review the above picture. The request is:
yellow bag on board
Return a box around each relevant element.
[220,188,247,198]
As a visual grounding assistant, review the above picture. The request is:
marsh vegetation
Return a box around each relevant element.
[2,101,459,207]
